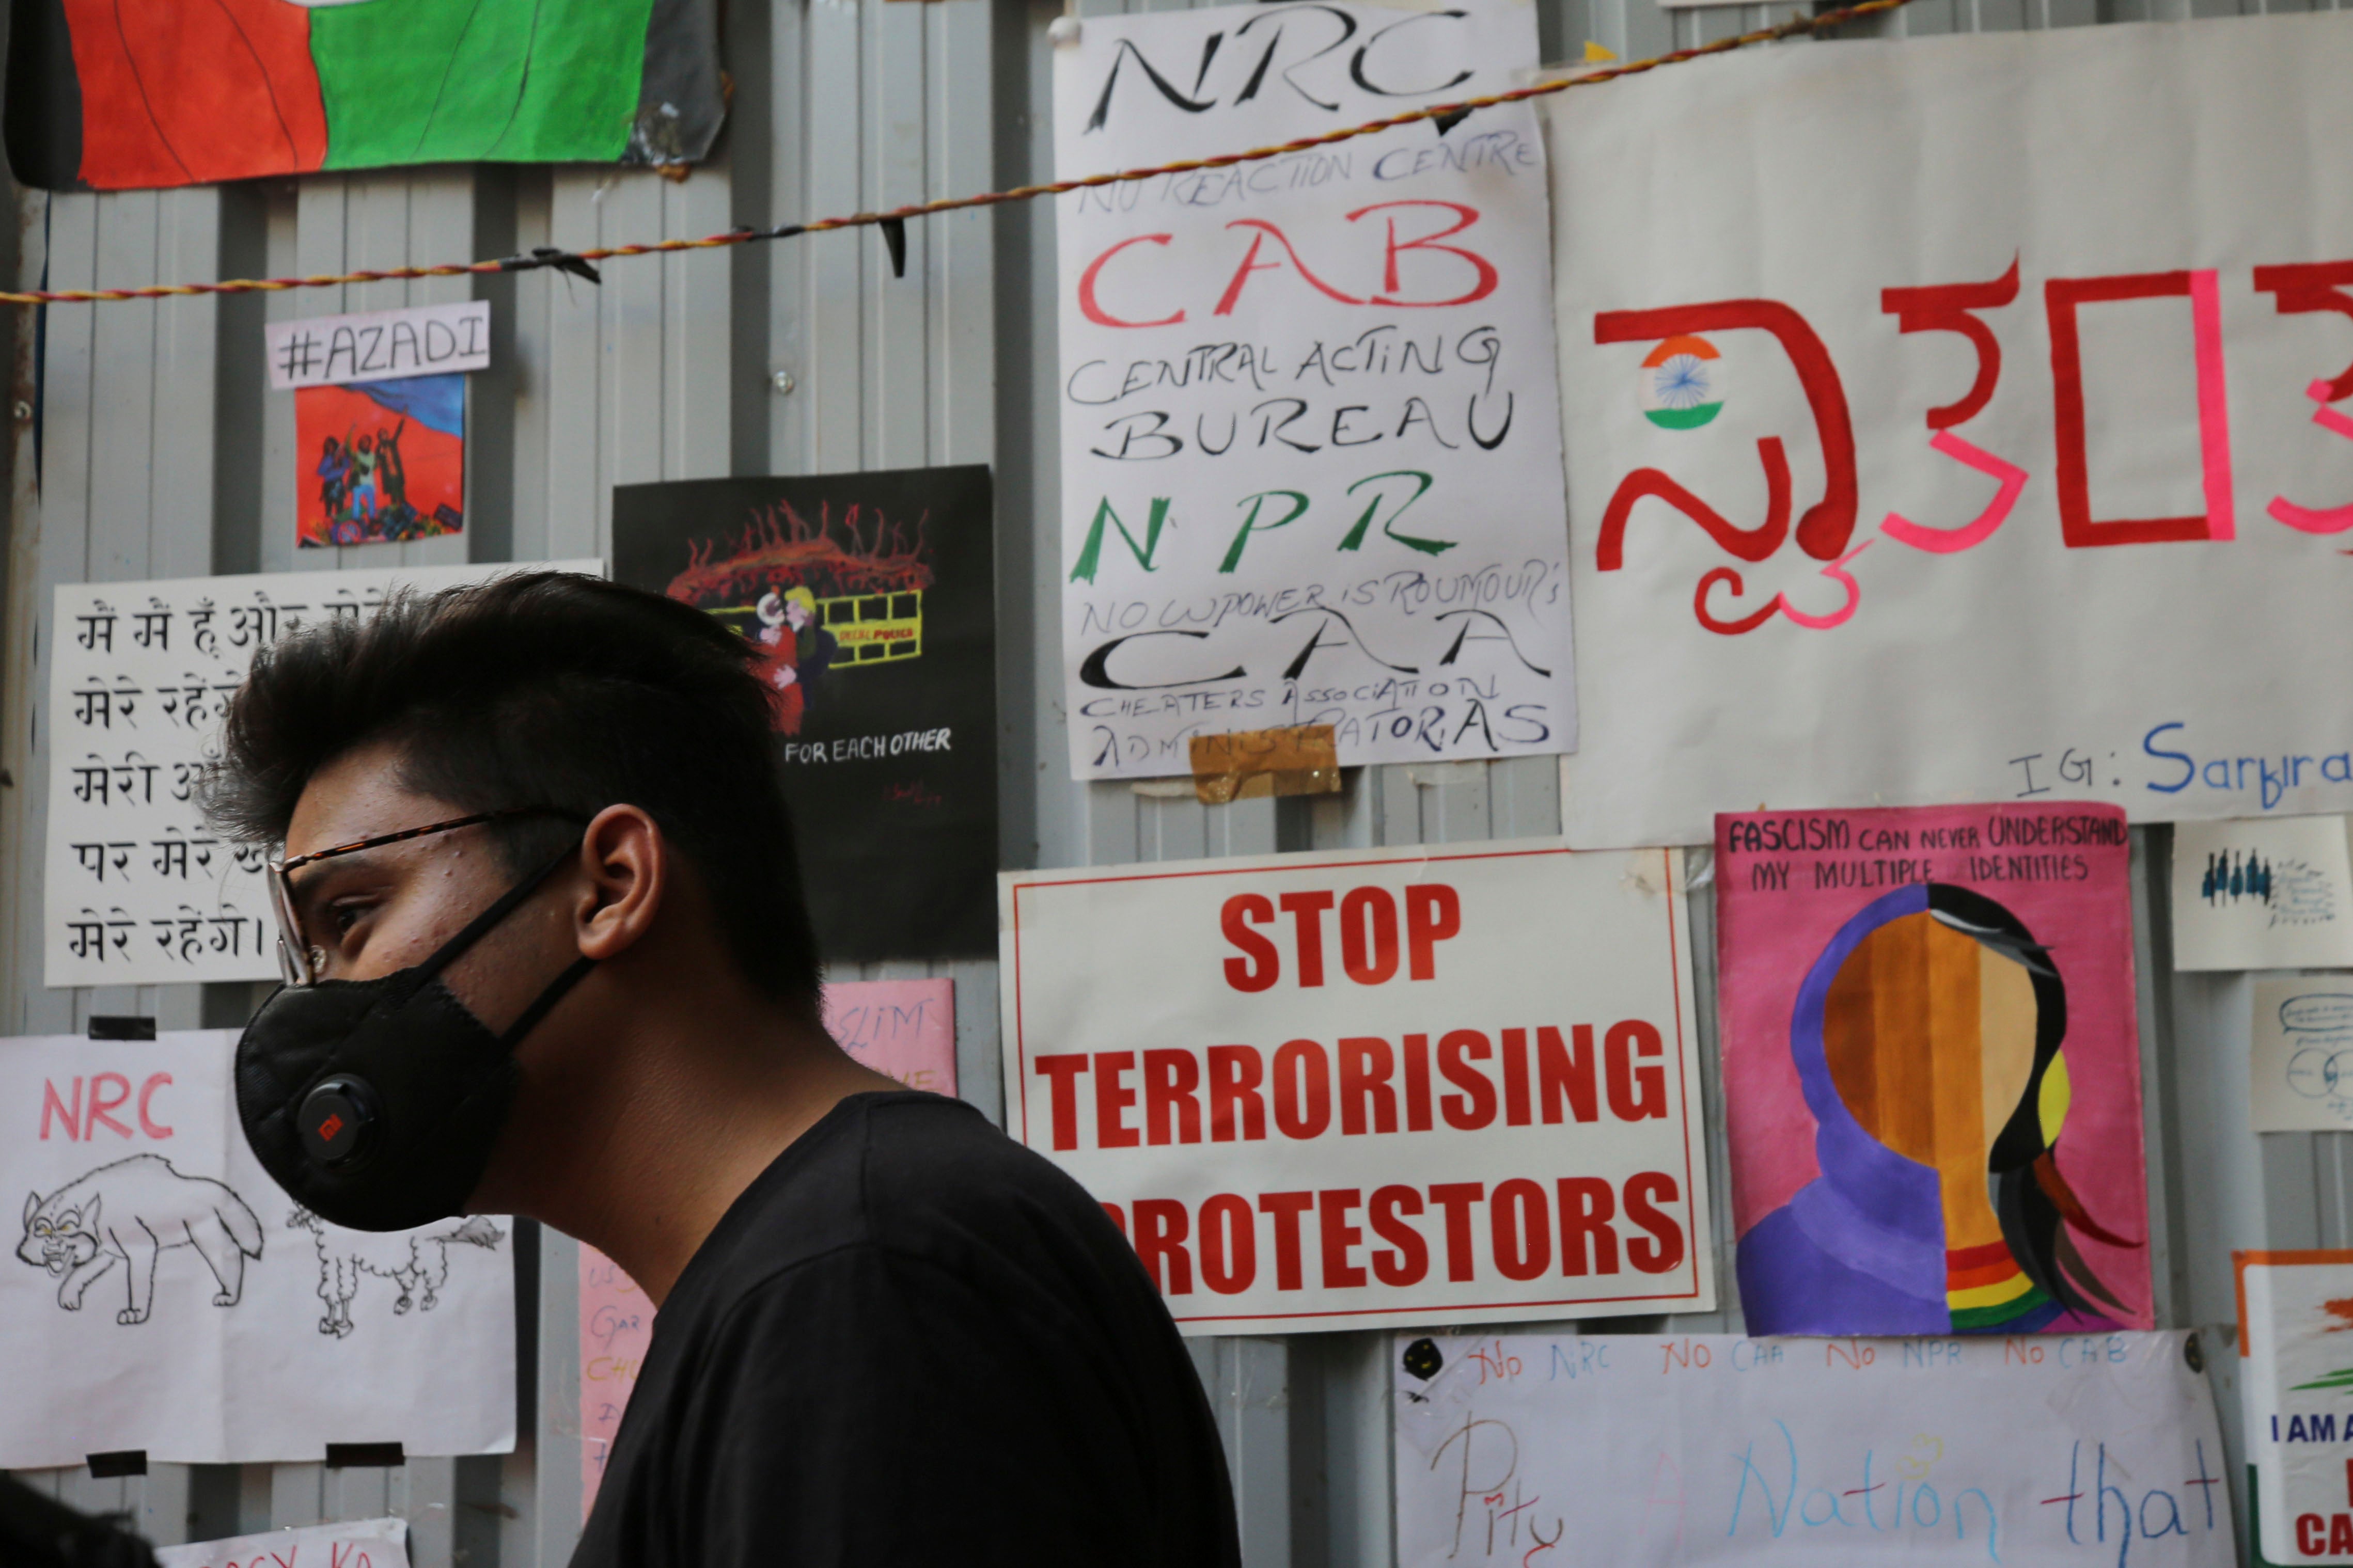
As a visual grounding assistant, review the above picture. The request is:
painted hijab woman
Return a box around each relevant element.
[1736,882,2140,1336]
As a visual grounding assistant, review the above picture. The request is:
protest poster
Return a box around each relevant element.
[578,1242,651,1522]
[278,303,483,550]
[1714,802,2151,1337]
[159,1517,409,1568]
[2238,1251,2353,1564]
[43,561,604,989]
[824,976,957,1096]
[1,1031,513,1468]
[2249,981,2353,1134]
[1549,13,2353,849]
[3,0,721,191]
[1393,1329,2230,1568]
[2172,817,2353,972]
[575,975,959,1516]
[613,468,997,963]
[999,841,1712,1335]
[296,377,466,549]
[267,303,491,393]
[1051,2,1575,780]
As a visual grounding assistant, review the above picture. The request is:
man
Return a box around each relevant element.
[204,571,1239,1566]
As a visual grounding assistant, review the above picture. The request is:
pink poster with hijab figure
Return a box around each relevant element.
[1714,802,2152,1337]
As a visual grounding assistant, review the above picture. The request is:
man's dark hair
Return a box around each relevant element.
[201,570,821,1009]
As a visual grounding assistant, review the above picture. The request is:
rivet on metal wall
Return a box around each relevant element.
[771,369,796,396]
[12,400,30,422]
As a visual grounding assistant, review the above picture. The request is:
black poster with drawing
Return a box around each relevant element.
[613,466,997,963]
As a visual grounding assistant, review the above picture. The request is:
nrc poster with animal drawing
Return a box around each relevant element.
[1052,1,1574,779]
[1714,802,2151,1337]
[613,467,997,962]
[0,1031,513,1468]
[1549,12,2353,849]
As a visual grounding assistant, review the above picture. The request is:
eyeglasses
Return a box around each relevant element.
[268,808,581,987]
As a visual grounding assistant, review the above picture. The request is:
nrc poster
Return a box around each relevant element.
[614,466,997,963]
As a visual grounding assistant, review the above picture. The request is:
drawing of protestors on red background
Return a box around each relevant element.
[294,375,463,549]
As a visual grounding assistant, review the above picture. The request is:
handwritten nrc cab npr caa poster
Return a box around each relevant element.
[1052,2,1575,780]
[999,842,1713,1335]
[1550,12,2353,849]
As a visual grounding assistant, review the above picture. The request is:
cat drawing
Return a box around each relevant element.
[18,1154,263,1325]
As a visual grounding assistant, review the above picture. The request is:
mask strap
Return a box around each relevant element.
[499,956,597,1049]
[409,837,587,990]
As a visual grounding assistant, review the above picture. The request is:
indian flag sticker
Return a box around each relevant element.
[1640,335,1724,430]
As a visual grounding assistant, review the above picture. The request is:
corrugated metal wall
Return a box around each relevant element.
[0,0,2341,1561]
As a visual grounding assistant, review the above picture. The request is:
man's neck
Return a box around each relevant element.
[493,980,899,1306]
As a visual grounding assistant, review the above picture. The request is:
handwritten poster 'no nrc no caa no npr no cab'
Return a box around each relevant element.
[1551,12,2353,849]
[43,562,603,989]
[1053,2,1573,779]
[1392,1331,2230,1568]
[999,842,1712,1336]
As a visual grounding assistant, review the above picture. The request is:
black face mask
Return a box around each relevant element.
[236,843,594,1232]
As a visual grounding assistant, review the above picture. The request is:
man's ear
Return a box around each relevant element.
[573,804,666,963]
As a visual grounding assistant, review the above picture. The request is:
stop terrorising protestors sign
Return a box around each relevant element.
[998,840,1716,1335]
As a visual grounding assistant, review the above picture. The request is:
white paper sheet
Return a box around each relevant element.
[158,1517,409,1568]
[43,561,603,988]
[2250,978,2353,1133]
[1548,13,2353,848]
[2,1032,514,1469]
[1394,1329,2231,1568]
[265,301,490,390]
[2172,817,2353,972]
[1000,840,1713,1335]
[1052,2,1575,779]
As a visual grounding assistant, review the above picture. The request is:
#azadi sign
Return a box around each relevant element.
[4,0,721,191]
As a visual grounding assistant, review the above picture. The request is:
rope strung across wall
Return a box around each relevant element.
[0,0,1916,309]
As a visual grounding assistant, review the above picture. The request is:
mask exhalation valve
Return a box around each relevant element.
[298,1077,381,1168]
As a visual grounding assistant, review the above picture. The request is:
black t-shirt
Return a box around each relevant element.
[570,1091,1241,1567]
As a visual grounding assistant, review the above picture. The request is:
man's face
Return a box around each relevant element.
[281,739,579,1032]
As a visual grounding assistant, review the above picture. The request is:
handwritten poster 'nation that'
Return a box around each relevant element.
[1052,2,1574,780]
[1392,1331,2230,1568]
[44,562,603,988]
[1551,12,2353,848]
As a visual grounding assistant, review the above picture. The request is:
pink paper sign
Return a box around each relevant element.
[1714,802,2152,1339]
[578,977,958,1517]
[824,976,957,1095]
[577,1243,652,1519]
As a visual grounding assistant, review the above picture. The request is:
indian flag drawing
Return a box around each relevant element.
[1640,336,1724,430]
